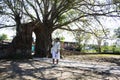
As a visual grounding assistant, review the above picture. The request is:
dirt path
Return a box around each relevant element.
[0,58,120,80]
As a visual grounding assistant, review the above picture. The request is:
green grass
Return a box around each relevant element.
[84,54,120,58]
[64,53,120,61]
[81,46,120,53]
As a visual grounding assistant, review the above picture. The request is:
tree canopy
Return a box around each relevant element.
[0,0,120,57]
[0,0,119,31]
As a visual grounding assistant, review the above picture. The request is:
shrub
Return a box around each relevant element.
[0,34,8,41]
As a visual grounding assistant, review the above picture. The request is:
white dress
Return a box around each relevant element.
[51,42,60,59]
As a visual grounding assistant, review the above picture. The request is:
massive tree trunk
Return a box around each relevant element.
[34,25,52,58]
[5,22,33,59]
[5,18,53,58]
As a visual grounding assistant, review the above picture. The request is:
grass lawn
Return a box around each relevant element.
[64,53,120,59]
[63,52,120,66]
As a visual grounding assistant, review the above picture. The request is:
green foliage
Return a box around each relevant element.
[81,45,120,53]
[58,9,79,24]
[60,36,65,42]
[58,14,67,24]
[102,45,120,53]
[114,47,120,53]
[0,34,8,41]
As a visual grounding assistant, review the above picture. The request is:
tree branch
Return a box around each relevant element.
[26,0,40,21]
[0,25,16,29]
[59,27,92,34]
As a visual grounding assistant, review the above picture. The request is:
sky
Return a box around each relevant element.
[0,28,16,39]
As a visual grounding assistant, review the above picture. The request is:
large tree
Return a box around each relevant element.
[0,0,120,58]
[0,0,36,58]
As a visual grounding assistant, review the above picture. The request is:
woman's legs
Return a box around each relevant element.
[56,59,59,64]
[56,52,60,64]
[52,51,60,64]
[52,51,56,64]
[53,59,55,64]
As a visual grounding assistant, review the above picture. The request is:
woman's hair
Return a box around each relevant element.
[56,38,60,41]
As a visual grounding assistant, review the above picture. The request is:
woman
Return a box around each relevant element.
[51,38,61,64]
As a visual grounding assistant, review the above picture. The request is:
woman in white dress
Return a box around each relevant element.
[51,38,61,64]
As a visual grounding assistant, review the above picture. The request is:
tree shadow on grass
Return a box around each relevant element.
[98,58,120,66]
[0,59,56,80]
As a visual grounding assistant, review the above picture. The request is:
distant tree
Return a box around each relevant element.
[93,29,110,53]
[74,30,91,49]
[114,27,120,38]
[0,34,8,41]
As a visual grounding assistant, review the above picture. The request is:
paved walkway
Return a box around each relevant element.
[33,58,120,75]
